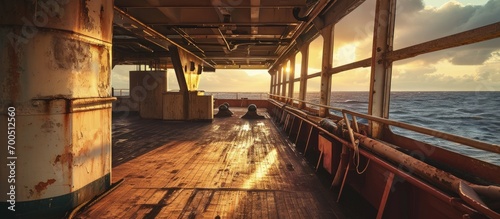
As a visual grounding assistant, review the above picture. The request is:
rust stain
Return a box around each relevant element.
[54,143,74,185]
[79,144,90,156]
[29,179,57,198]
[80,0,94,31]
[52,37,91,71]
[54,151,73,165]
[99,3,112,41]
[98,46,110,97]
[34,179,56,194]
[41,119,56,132]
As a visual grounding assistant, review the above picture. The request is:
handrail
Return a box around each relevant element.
[344,109,500,154]
[208,92,268,100]
[112,88,130,97]
[268,93,343,112]
[268,94,500,154]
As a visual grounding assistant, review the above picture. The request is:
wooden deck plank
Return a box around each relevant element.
[157,189,192,218]
[76,108,342,219]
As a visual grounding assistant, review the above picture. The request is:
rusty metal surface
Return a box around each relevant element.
[0,0,113,211]
[0,0,113,42]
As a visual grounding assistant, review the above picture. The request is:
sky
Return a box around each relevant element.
[112,0,500,92]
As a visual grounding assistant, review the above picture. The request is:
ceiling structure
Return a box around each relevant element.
[112,0,365,72]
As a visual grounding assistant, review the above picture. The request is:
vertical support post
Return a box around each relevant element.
[269,71,274,95]
[169,45,210,120]
[274,70,279,94]
[288,57,295,102]
[319,25,334,117]
[277,67,282,97]
[368,0,397,138]
[281,64,287,102]
[298,45,309,109]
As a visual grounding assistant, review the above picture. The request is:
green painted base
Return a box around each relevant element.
[1,174,110,219]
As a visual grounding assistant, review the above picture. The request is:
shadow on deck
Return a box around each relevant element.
[75,108,345,218]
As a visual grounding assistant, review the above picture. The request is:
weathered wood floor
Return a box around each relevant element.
[76,108,343,219]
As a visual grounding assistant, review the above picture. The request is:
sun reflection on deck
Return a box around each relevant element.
[242,149,278,189]
[76,108,337,218]
[241,122,251,131]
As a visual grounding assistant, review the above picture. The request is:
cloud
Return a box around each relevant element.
[449,47,493,65]
[398,0,425,14]
[331,0,500,66]
[476,60,500,83]
[394,0,500,65]
[391,59,500,91]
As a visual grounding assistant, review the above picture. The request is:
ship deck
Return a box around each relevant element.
[75,108,344,218]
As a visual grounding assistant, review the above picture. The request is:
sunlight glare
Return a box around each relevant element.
[242,122,251,131]
[242,149,278,189]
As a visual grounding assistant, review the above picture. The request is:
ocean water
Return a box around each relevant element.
[212,91,500,165]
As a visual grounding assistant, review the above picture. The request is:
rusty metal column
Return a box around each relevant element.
[0,1,114,217]
[319,25,334,117]
[298,45,309,109]
[288,57,295,101]
[368,0,397,138]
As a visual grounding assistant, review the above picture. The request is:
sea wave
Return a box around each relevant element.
[333,100,369,104]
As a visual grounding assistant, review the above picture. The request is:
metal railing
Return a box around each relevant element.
[112,88,130,97]
[111,90,269,100]
[268,94,500,155]
[207,92,268,100]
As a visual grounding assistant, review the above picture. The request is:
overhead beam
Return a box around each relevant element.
[118,6,302,9]
[113,6,214,69]
[114,1,306,8]
[250,0,261,35]
[150,23,299,27]
[165,34,286,39]
[207,56,278,60]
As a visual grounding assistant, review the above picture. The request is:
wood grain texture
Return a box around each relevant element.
[76,108,342,218]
